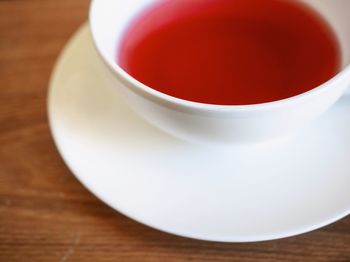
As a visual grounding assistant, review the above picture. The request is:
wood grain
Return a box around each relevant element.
[0,1,349,261]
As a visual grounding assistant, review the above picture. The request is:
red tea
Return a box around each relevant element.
[118,0,341,105]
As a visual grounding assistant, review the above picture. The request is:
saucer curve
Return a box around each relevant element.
[48,24,350,242]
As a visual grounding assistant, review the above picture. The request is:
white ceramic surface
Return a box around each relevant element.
[48,25,350,242]
[90,0,350,145]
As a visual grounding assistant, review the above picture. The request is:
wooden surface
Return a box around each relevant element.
[0,1,349,261]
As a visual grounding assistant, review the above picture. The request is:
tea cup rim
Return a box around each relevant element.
[89,0,350,113]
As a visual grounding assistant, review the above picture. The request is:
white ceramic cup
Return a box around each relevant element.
[90,0,350,145]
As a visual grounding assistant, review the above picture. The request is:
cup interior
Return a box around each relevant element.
[90,0,350,97]
[90,0,154,66]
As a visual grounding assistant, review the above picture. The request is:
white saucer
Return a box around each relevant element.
[48,24,350,242]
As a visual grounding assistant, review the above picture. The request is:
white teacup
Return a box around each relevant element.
[89,0,350,145]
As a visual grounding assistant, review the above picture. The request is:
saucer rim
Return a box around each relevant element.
[47,23,350,243]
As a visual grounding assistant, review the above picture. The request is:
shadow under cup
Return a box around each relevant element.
[90,0,350,145]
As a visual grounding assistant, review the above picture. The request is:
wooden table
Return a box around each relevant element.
[0,1,349,261]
